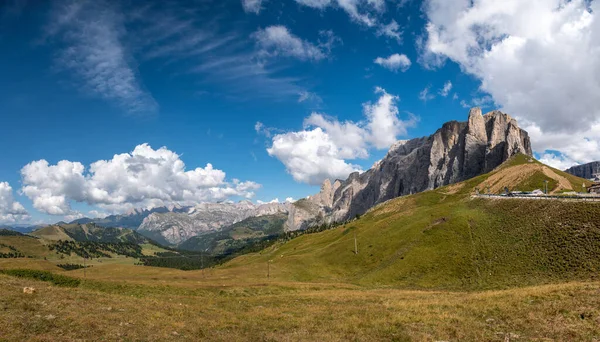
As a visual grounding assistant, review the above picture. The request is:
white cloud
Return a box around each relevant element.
[267,128,362,185]
[88,210,108,219]
[298,91,323,106]
[374,53,411,72]
[242,0,265,14]
[439,81,452,97]
[376,20,402,43]
[421,0,600,165]
[538,153,579,171]
[47,1,157,114]
[257,198,281,204]
[21,144,261,215]
[295,0,332,8]
[253,26,332,62]
[364,87,415,148]
[266,87,416,185]
[304,113,369,159]
[0,182,29,223]
[294,0,386,27]
[419,86,435,102]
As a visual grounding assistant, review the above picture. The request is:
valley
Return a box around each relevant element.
[2,153,600,340]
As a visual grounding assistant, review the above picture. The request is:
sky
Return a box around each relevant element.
[1,0,599,224]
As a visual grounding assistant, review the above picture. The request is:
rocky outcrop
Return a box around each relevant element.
[138,201,290,245]
[286,108,532,231]
[565,161,600,180]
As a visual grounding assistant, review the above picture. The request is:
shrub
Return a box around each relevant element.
[0,269,81,287]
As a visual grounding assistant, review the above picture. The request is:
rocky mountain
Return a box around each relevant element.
[0,224,45,234]
[71,205,190,230]
[138,201,290,245]
[177,213,287,254]
[565,161,600,180]
[286,108,533,231]
[31,223,150,244]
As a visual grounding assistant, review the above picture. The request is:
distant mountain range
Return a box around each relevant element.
[177,213,288,254]
[0,224,46,234]
[71,205,191,230]
[4,108,538,254]
[31,223,151,244]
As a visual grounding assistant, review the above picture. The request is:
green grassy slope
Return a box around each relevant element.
[223,154,600,290]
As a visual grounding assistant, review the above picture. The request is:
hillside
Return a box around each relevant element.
[31,223,150,244]
[178,213,287,253]
[222,154,600,290]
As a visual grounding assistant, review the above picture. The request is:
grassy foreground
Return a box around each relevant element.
[1,154,599,340]
[2,271,600,341]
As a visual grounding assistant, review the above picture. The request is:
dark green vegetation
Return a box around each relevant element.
[0,229,24,236]
[0,243,26,258]
[49,240,143,259]
[0,269,80,287]
[225,154,600,290]
[56,263,87,271]
[138,250,211,270]
[31,223,150,244]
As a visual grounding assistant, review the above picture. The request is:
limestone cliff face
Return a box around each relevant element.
[565,161,600,180]
[286,108,532,231]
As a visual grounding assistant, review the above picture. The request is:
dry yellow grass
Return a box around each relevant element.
[2,267,600,341]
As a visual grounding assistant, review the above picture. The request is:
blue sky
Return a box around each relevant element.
[1,0,599,224]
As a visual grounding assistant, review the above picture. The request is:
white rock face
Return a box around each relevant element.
[138,201,290,245]
[285,108,533,231]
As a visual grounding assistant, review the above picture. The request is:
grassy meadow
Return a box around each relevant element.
[1,154,600,340]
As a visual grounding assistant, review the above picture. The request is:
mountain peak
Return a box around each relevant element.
[286,107,533,231]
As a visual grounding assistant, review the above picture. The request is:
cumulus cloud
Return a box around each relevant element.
[242,0,265,14]
[421,0,600,165]
[46,1,157,114]
[20,144,261,215]
[0,182,29,223]
[266,87,416,185]
[538,153,579,171]
[253,26,336,62]
[267,128,362,185]
[439,81,452,97]
[374,53,411,72]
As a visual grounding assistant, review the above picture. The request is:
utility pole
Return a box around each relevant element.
[83,256,86,280]
[354,231,358,255]
[267,260,271,279]
[201,251,204,278]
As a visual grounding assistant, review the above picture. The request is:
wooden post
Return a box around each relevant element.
[354,231,358,255]
[83,256,86,279]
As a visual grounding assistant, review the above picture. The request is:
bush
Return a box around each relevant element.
[56,263,87,271]
[0,269,81,287]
